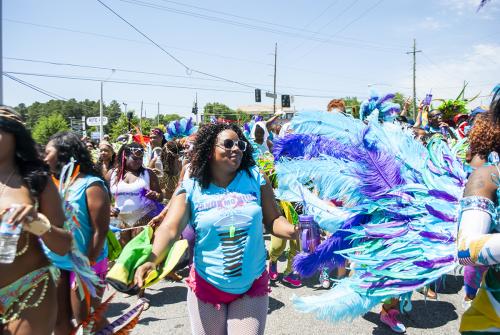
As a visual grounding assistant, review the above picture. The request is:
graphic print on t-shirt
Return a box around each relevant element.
[195,191,257,278]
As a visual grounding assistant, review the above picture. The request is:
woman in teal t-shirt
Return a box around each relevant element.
[135,123,298,335]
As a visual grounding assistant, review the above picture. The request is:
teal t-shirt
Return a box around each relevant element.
[182,166,267,294]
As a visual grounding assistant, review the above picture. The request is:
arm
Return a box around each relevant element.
[38,179,72,255]
[413,103,424,128]
[261,174,297,239]
[86,182,110,263]
[265,113,282,131]
[146,168,163,202]
[134,192,190,287]
[457,166,500,266]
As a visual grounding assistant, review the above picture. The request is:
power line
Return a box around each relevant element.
[119,0,404,51]
[96,0,256,89]
[4,70,371,99]
[3,73,67,100]
[294,0,385,61]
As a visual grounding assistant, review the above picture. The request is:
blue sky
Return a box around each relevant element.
[3,0,500,118]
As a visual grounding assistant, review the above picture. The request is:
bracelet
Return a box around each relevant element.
[23,213,51,236]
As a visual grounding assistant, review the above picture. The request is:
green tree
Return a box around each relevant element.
[343,96,361,118]
[203,102,236,121]
[159,114,182,125]
[32,113,69,144]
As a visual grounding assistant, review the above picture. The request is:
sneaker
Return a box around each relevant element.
[319,268,331,289]
[380,309,406,333]
[268,261,278,281]
[282,272,302,287]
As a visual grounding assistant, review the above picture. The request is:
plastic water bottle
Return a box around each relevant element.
[298,214,321,253]
[0,207,22,264]
[110,216,122,240]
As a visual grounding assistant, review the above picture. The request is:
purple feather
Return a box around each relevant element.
[272,133,353,161]
[185,117,193,132]
[364,279,425,290]
[243,123,251,134]
[174,120,181,133]
[375,257,408,270]
[166,126,175,137]
[349,127,405,198]
[293,231,351,277]
[419,231,455,242]
[254,115,263,122]
[365,227,408,239]
[425,204,455,222]
[376,93,395,106]
[413,255,455,269]
[428,189,457,202]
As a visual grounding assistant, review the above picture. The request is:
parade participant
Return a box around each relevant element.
[145,128,167,167]
[326,99,346,113]
[426,109,458,140]
[458,94,500,334]
[135,123,298,335]
[149,140,182,202]
[44,131,110,334]
[97,140,116,177]
[0,106,72,335]
[250,121,273,156]
[107,142,162,246]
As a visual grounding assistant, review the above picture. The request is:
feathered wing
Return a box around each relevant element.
[274,110,465,322]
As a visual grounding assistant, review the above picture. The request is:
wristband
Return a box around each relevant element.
[23,213,51,236]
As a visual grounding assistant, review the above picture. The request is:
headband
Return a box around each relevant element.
[0,106,24,125]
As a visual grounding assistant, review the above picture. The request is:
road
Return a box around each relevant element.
[106,260,465,335]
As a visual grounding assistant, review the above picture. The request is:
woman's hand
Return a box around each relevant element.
[148,215,164,229]
[145,190,160,201]
[2,204,37,226]
[134,262,156,288]
[110,207,120,217]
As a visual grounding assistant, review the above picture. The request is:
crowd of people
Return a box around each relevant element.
[0,85,499,335]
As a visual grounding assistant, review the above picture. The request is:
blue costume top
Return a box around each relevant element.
[182,166,267,294]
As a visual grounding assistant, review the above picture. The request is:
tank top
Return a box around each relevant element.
[109,170,155,226]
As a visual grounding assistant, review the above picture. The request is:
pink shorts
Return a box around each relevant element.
[186,266,270,308]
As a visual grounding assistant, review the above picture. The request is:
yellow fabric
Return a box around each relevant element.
[460,278,500,332]
[144,239,189,288]
[268,201,299,274]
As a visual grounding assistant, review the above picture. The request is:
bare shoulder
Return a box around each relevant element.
[464,165,499,199]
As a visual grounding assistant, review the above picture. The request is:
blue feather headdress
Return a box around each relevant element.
[359,90,401,122]
[274,110,465,323]
[165,117,198,140]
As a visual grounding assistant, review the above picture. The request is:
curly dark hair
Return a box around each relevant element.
[468,112,500,160]
[48,131,103,179]
[163,140,181,176]
[113,142,146,185]
[0,107,49,199]
[190,123,255,188]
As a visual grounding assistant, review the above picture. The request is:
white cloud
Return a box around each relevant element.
[398,43,499,104]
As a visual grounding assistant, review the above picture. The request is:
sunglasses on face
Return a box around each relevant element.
[216,139,247,152]
[429,112,442,119]
[126,147,144,157]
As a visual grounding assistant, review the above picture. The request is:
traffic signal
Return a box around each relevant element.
[255,89,261,103]
[192,102,198,115]
[281,94,290,108]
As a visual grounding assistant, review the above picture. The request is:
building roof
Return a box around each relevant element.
[236,104,294,115]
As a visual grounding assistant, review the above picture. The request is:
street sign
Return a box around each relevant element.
[86,116,108,126]
[90,131,101,140]
[265,92,277,99]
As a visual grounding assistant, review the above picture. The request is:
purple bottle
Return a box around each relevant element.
[298,214,321,253]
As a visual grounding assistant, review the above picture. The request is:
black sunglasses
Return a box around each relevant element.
[216,139,247,152]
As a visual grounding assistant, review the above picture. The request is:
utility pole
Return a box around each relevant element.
[0,0,3,105]
[157,102,160,125]
[195,92,198,124]
[406,39,421,120]
[99,81,104,140]
[273,43,277,114]
[122,102,127,115]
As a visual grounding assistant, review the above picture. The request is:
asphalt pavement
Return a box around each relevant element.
[106,261,465,335]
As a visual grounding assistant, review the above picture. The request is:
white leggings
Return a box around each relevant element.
[187,288,269,335]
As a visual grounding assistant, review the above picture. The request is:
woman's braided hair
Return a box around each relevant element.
[189,123,255,189]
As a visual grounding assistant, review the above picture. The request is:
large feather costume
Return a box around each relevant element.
[273,110,466,322]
